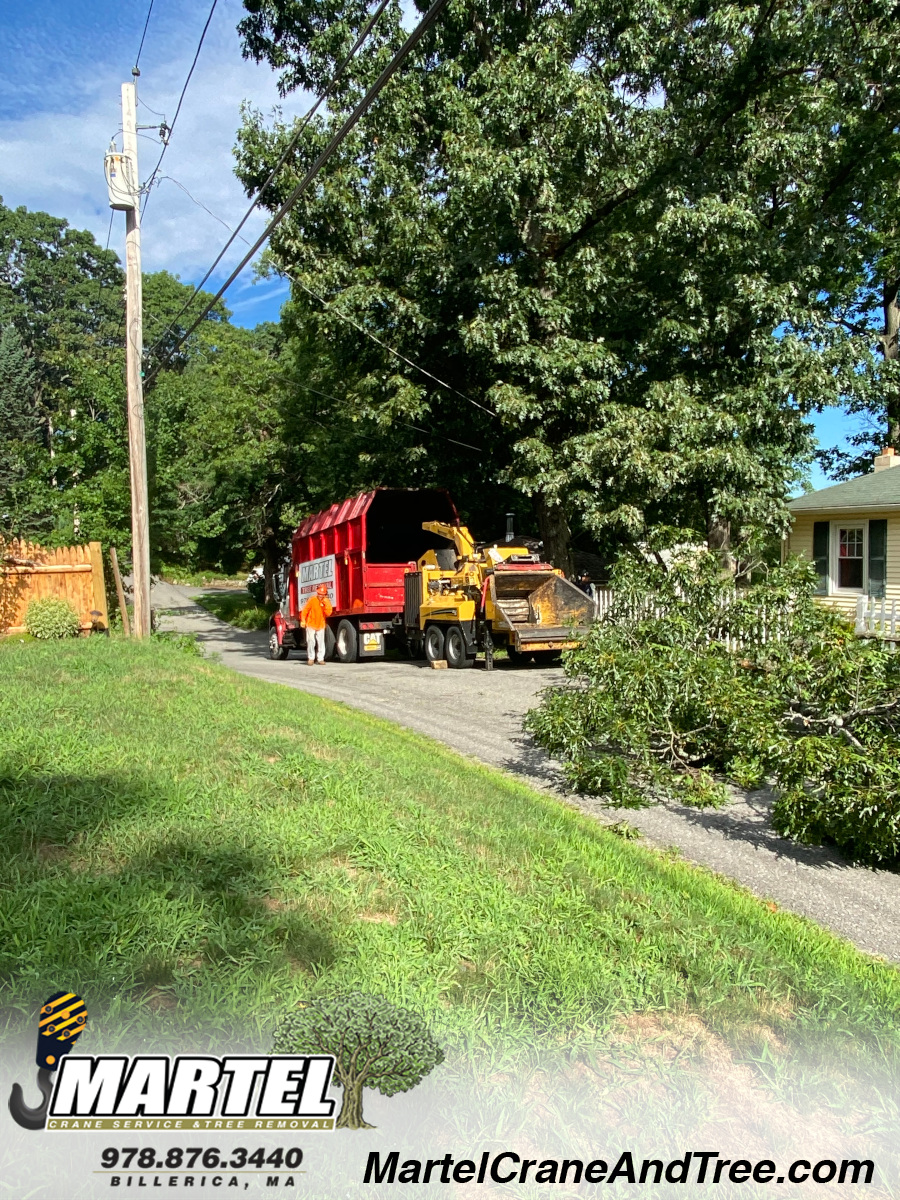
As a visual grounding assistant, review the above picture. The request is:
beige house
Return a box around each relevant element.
[785,448,900,619]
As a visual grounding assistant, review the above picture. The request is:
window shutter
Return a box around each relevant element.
[868,519,887,600]
[812,522,829,595]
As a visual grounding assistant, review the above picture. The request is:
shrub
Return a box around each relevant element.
[247,574,266,604]
[525,552,900,865]
[24,597,81,640]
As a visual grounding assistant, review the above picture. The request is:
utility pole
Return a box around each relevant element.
[120,78,151,637]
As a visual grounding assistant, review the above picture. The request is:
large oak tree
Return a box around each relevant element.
[236,0,900,568]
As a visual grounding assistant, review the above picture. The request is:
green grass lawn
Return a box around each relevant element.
[193,588,274,630]
[158,567,247,587]
[2,636,900,1077]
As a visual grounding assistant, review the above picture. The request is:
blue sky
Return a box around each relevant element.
[0,0,304,326]
[0,0,863,488]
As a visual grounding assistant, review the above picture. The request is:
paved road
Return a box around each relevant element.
[156,583,900,963]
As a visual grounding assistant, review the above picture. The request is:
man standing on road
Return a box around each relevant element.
[301,583,333,665]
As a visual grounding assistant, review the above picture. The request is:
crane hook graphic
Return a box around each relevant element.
[8,991,87,1131]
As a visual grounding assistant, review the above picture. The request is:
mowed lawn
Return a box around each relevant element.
[2,635,900,1066]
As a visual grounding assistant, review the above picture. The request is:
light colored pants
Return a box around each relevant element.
[307,627,326,663]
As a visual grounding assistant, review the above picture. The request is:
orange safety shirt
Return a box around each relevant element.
[301,594,333,630]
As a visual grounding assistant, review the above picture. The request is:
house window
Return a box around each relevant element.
[833,524,866,592]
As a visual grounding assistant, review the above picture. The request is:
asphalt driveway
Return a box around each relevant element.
[155,582,900,963]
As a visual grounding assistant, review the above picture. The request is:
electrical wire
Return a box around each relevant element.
[143,0,392,347]
[141,0,220,220]
[156,176,237,234]
[147,171,494,419]
[292,381,484,452]
[143,0,453,386]
[134,0,155,72]
[289,275,496,416]
[138,96,167,118]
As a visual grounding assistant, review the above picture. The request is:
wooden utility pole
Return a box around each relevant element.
[121,80,151,637]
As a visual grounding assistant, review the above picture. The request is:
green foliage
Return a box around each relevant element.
[148,317,296,586]
[0,196,125,542]
[235,0,900,564]
[526,553,900,864]
[24,596,80,640]
[247,574,267,605]
[273,993,444,1126]
[195,591,274,631]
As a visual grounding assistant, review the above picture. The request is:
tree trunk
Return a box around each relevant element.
[261,531,281,605]
[535,495,573,576]
[882,276,900,446]
[336,1078,375,1130]
[706,514,734,573]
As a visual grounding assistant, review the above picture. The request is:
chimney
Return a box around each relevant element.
[505,513,515,543]
[874,447,900,472]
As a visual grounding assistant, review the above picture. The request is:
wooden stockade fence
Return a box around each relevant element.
[0,539,109,636]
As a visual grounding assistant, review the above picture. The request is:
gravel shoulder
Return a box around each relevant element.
[155,581,900,963]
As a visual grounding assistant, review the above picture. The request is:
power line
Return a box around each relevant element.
[138,95,167,119]
[134,0,155,72]
[147,172,495,420]
[289,275,496,416]
[157,176,237,234]
[141,0,220,220]
[292,381,483,452]
[143,0,453,386]
[143,0,391,348]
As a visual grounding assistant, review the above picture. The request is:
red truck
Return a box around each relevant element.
[268,488,461,662]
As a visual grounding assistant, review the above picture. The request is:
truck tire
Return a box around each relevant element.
[335,619,359,663]
[444,624,474,669]
[424,624,445,663]
[268,624,289,661]
[323,624,336,661]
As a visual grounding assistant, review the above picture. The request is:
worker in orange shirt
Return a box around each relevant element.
[301,583,333,665]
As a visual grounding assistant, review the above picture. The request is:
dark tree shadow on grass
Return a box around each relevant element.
[0,769,338,1040]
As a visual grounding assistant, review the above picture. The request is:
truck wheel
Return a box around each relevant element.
[323,624,336,661]
[336,619,359,663]
[445,624,474,669]
[268,624,289,661]
[424,624,445,663]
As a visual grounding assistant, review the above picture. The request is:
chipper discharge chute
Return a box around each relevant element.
[405,520,594,668]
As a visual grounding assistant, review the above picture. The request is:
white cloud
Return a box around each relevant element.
[0,0,306,324]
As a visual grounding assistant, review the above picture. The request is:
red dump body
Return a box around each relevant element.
[289,488,459,620]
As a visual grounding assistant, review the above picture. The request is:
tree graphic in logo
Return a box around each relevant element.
[272,993,444,1130]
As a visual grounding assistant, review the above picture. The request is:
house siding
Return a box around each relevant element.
[785,510,900,617]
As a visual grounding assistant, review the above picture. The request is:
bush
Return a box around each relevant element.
[24,597,81,640]
[525,552,900,865]
[247,574,266,604]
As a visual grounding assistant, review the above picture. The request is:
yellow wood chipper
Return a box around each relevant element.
[402,519,594,668]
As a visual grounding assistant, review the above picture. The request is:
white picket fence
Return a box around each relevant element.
[587,587,794,651]
[855,596,900,644]
[588,587,900,651]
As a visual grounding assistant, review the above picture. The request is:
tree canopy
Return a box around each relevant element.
[236,0,900,568]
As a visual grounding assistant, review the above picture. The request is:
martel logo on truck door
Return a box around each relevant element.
[298,555,335,600]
